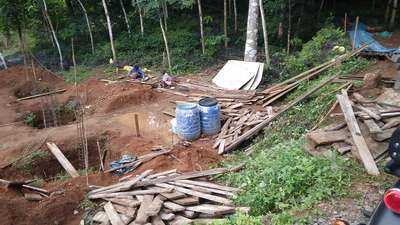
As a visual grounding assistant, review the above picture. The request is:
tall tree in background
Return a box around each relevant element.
[76,0,95,54]
[385,0,393,23]
[390,0,398,28]
[244,0,259,62]
[233,0,238,33]
[224,0,228,48]
[133,0,145,37]
[41,0,64,69]
[197,0,205,54]
[120,0,132,34]
[102,0,117,63]
[259,0,270,66]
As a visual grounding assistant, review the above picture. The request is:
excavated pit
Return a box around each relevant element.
[0,136,107,181]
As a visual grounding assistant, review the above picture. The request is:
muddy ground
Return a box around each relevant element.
[0,65,221,225]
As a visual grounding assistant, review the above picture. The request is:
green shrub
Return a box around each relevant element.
[24,111,37,127]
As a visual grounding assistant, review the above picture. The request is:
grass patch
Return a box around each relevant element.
[61,66,92,83]
[15,151,49,171]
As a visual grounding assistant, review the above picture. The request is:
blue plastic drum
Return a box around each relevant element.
[176,103,201,141]
[198,97,221,136]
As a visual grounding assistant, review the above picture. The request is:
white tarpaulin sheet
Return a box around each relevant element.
[212,60,263,90]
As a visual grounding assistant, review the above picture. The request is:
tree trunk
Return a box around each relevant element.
[197,0,205,54]
[390,0,398,28]
[135,0,144,37]
[160,17,172,74]
[233,0,238,33]
[259,0,270,66]
[162,0,168,32]
[287,0,292,55]
[386,0,393,23]
[102,0,117,63]
[17,26,28,80]
[317,0,325,18]
[119,0,131,34]
[224,0,228,48]
[244,0,259,62]
[42,0,64,69]
[76,0,95,54]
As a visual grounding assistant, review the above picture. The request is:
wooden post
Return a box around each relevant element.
[134,114,140,137]
[344,12,347,33]
[352,16,359,50]
[337,90,380,176]
[97,139,104,172]
[46,142,80,178]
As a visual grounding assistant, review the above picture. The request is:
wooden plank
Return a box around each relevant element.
[112,204,137,218]
[225,75,338,152]
[182,210,199,219]
[146,195,164,216]
[169,181,235,197]
[177,180,239,192]
[147,169,178,179]
[135,168,229,188]
[147,187,187,200]
[134,195,154,224]
[46,142,79,178]
[103,198,141,208]
[169,215,193,225]
[354,105,381,121]
[151,216,166,225]
[173,197,200,206]
[89,188,173,199]
[93,211,109,224]
[163,201,186,212]
[24,193,43,201]
[186,204,235,216]
[337,90,380,176]
[217,139,226,155]
[17,89,67,101]
[156,183,233,205]
[104,202,125,225]
[160,212,175,221]
[89,169,153,195]
[363,119,382,134]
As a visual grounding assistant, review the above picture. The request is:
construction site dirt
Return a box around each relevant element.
[0,65,222,225]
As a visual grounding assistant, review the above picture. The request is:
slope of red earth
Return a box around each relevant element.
[0,65,221,225]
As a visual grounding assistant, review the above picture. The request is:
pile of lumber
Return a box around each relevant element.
[87,168,247,225]
[306,88,400,176]
[213,106,276,154]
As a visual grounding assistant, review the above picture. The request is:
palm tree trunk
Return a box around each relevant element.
[244,0,259,62]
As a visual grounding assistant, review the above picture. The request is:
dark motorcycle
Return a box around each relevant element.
[366,127,400,224]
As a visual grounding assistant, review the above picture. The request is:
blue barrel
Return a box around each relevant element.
[199,97,221,136]
[176,103,201,141]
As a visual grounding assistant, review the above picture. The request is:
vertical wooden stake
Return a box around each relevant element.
[134,114,140,137]
[97,139,104,172]
[352,16,359,50]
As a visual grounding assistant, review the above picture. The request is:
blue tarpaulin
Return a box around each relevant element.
[348,23,400,56]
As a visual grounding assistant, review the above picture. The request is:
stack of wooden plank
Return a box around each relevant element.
[306,88,400,176]
[259,46,367,107]
[213,106,276,154]
[87,168,248,225]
